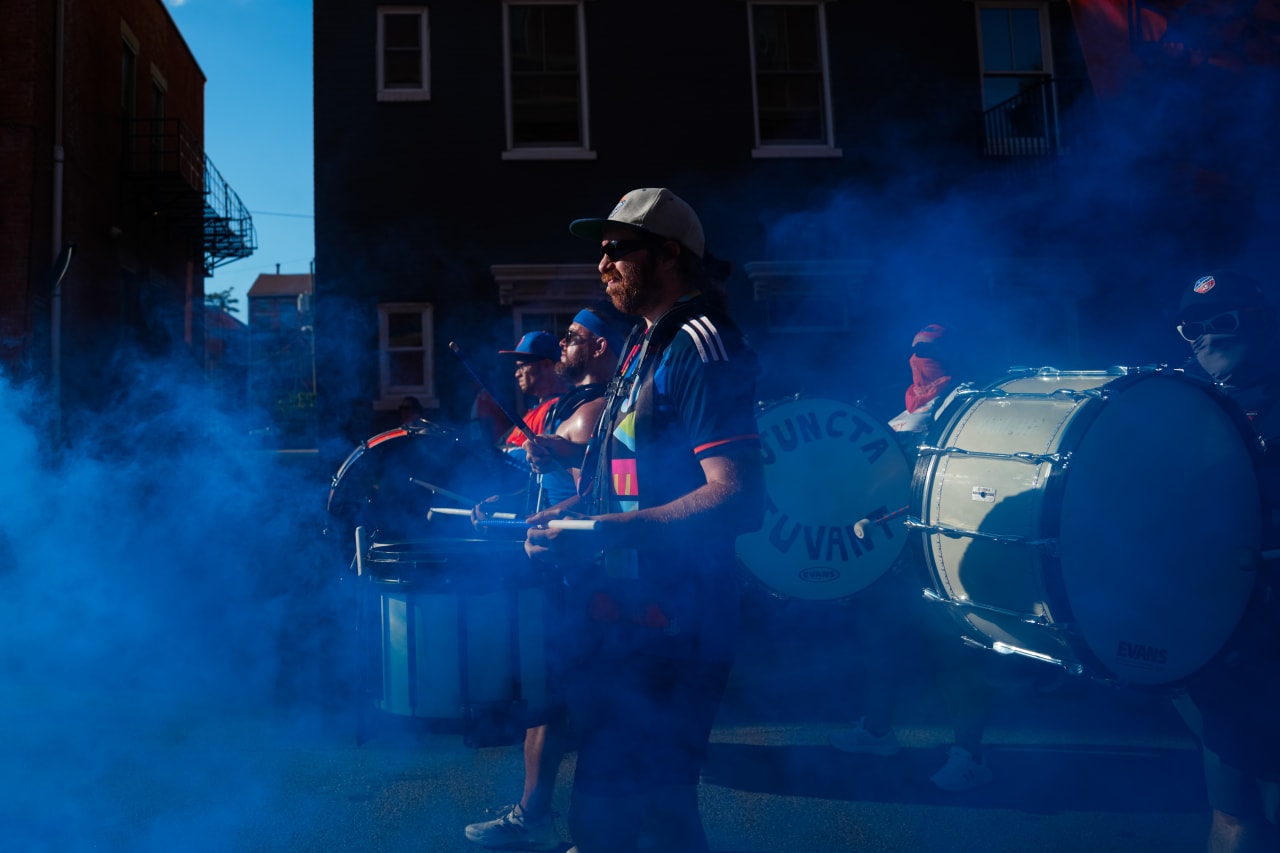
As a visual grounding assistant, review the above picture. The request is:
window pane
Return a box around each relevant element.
[980,9,1013,72]
[753,5,821,72]
[389,351,425,387]
[384,14,421,50]
[385,52,423,88]
[387,312,423,348]
[1010,9,1043,71]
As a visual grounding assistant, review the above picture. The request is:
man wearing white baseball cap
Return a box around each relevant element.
[527,188,765,853]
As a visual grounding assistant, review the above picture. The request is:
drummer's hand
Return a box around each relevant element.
[471,494,503,525]
[525,435,576,474]
[525,508,626,565]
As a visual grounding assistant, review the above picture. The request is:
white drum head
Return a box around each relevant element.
[737,396,912,600]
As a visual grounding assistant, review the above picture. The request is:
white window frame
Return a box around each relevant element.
[376,302,438,409]
[747,0,842,159]
[376,7,431,102]
[975,1,1058,155]
[501,0,596,161]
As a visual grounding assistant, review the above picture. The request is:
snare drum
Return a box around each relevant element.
[736,395,913,601]
[325,420,528,552]
[363,538,551,744]
[911,367,1262,686]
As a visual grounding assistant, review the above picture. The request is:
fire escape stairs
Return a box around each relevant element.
[123,118,257,276]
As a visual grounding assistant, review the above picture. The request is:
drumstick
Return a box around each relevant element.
[448,341,538,445]
[448,341,569,484]
[409,477,477,507]
[548,518,600,531]
[853,505,910,540]
[428,506,518,521]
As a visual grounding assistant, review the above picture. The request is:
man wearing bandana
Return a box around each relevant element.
[1173,269,1280,853]
[830,323,995,791]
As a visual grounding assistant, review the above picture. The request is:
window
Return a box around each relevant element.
[747,1,841,158]
[976,2,1058,155]
[377,303,438,408]
[377,7,430,101]
[502,0,595,160]
[150,69,166,172]
[121,25,138,163]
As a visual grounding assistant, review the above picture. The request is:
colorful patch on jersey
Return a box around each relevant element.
[611,458,639,497]
[1194,275,1216,294]
[612,411,637,452]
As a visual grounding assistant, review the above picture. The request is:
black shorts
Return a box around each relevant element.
[565,654,731,798]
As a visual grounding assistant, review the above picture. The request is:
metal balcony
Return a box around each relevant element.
[123,118,257,275]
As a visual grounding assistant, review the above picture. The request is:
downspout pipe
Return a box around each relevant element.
[51,0,66,441]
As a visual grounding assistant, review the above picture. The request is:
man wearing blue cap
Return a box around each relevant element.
[526,188,765,853]
[463,304,631,852]
[498,330,568,453]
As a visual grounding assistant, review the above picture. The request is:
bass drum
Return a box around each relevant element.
[911,367,1262,686]
[736,395,913,601]
[325,419,528,555]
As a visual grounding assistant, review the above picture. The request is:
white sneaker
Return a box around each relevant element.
[464,803,559,850]
[929,746,993,791]
[828,717,901,756]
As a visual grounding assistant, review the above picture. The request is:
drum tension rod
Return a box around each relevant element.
[905,519,1059,552]
[922,586,1055,625]
[915,445,1069,466]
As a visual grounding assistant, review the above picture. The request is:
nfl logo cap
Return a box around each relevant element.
[1179,269,1268,318]
[498,331,559,362]
[570,188,706,259]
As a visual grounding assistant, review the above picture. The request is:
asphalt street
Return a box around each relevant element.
[1,588,1212,853]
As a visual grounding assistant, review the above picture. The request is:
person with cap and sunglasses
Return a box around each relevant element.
[523,188,765,853]
[1170,269,1280,853]
[498,330,569,456]
[464,304,633,852]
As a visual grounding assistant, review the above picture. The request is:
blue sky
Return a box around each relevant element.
[166,0,314,318]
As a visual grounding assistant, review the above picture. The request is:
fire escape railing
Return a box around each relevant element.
[124,118,257,275]
[982,77,1062,158]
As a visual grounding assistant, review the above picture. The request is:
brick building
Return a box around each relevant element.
[0,0,255,431]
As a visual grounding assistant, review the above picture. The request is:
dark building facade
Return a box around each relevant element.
[1,0,255,431]
[314,0,1280,452]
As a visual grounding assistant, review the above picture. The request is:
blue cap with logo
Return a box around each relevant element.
[498,331,559,362]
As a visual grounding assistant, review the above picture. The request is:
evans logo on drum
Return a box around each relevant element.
[799,567,841,584]
[1117,641,1168,667]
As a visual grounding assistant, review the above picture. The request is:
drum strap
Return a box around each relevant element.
[581,297,713,514]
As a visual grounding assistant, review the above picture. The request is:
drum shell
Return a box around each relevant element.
[912,369,1263,686]
[365,538,551,735]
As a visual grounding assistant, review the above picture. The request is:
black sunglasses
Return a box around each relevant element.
[1177,309,1244,342]
[601,239,662,262]
[560,330,594,346]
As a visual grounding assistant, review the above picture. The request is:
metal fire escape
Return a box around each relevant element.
[123,118,257,276]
